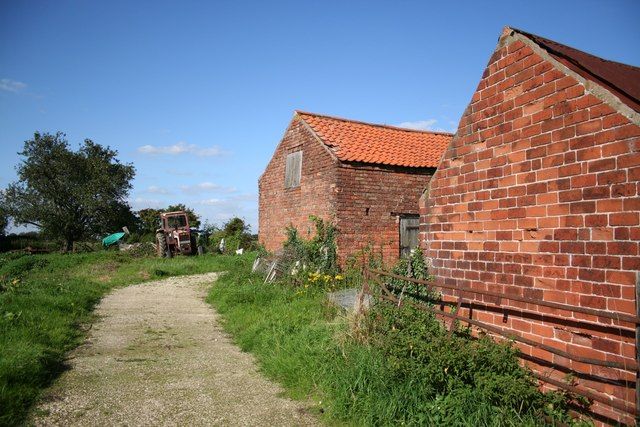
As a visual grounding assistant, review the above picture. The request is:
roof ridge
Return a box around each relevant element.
[506,26,640,114]
[295,110,455,136]
[509,26,640,72]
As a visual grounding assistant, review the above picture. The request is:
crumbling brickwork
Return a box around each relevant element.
[421,31,640,424]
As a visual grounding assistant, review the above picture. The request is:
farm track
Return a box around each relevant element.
[31,272,317,426]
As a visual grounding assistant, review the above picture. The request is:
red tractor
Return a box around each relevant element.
[155,211,197,257]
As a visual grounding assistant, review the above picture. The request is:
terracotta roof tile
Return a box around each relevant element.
[296,111,452,168]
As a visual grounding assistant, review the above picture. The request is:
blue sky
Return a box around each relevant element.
[1,0,639,233]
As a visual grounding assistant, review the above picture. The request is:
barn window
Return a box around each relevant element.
[399,214,420,258]
[285,151,302,188]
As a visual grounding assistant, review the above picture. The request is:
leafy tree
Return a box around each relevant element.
[210,217,253,254]
[137,208,163,234]
[0,202,8,236]
[223,217,249,236]
[3,132,136,251]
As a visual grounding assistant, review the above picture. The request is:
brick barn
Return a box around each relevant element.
[259,111,452,265]
[420,27,640,424]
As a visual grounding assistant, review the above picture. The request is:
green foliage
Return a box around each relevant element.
[208,260,583,426]
[0,203,8,236]
[137,208,163,234]
[0,250,242,426]
[209,217,254,254]
[282,215,338,277]
[2,132,136,251]
[387,247,438,304]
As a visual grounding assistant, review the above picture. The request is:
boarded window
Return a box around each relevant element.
[285,151,302,188]
[399,215,419,258]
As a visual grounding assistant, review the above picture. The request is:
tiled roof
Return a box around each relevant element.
[513,27,640,114]
[296,111,452,168]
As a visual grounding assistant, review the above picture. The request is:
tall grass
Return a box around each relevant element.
[208,263,582,426]
[0,250,238,426]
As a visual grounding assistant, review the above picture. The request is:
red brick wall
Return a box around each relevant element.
[259,116,434,266]
[258,117,337,252]
[421,35,640,424]
[336,164,433,266]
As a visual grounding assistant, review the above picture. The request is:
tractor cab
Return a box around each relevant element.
[156,211,195,257]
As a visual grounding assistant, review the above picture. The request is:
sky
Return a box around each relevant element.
[1,0,639,233]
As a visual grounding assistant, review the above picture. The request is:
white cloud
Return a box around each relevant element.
[0,78,27,93]
[138,141,224,157]
[129,197,164,210]
[194,194,258,231]
[180,182,237,194]
[145,185,171,195]
[396,119,438,131]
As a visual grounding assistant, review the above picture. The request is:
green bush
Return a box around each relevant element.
[208,217,255,254]
[282,215,338,277]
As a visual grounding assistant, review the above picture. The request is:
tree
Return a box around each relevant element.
[137,208,163,234]
[210,217,253,253]
[3,132,136,251]
[0,198,8,236]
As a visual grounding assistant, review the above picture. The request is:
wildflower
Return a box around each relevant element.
[335,275,343,280]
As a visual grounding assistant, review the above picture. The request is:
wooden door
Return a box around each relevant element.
[399,215,419,258]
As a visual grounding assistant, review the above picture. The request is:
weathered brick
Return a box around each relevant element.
[420,32,640,424]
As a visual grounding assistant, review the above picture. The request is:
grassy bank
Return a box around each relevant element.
[208,261,580,426]
[0,250,238,426]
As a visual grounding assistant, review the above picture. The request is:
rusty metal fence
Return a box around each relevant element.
[362,267,640,422]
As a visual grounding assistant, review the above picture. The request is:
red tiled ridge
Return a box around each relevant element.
[296,111,453,168]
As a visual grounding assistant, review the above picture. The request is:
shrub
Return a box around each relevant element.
[282,215,338,278]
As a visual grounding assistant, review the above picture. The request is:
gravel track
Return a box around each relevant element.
[31,272,317,426]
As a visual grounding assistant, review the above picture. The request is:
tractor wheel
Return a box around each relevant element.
[156,233,168,258]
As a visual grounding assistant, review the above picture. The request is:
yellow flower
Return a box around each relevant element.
[335,275,343,280]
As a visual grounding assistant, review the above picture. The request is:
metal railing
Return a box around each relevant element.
[363,267,640,421]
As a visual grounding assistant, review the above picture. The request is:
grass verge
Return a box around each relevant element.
[0,250,238,426]
[208,260,583,426]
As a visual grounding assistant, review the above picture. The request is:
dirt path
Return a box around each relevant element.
[31,273,317,426]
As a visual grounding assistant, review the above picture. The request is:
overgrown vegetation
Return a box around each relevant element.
[0,251,238,426]
[208,217,256,254]
[281,215,338,275]
[209,247,586,426]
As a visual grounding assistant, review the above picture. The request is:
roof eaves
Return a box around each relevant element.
[500,26,640,126]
